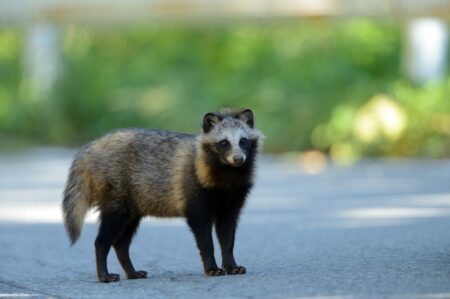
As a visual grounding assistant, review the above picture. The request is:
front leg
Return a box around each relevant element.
[215,215,246,275]
[187,214,225,276]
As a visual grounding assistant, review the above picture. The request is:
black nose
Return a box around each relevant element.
[233,155,245,166]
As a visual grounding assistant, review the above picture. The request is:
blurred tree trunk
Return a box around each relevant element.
[23,23,61,99]
[402,18,448,84]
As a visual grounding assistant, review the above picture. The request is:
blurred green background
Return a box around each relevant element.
[0,20,449,161]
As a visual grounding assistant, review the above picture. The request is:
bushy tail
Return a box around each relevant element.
[62,163,90,245]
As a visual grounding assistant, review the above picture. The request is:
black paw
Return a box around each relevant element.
[205,267,226,276]
[98,273,120,283]
[224,265,246,275]
[126,270,148,279]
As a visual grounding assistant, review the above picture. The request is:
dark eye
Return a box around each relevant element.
[239,138,249,148]
[218,140,230,149]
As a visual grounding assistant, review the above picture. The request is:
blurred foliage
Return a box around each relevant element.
[0,20,449,158]
[314,81,450,163]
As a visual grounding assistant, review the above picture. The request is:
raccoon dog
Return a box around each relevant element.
[62,108,262,282]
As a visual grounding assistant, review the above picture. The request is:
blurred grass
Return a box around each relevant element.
[0,20,449,158]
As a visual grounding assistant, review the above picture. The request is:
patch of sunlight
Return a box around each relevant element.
[142,218,185,226]
[354,95,407,143]
[0,203,185,226]
[312,218,409,230]
[0,201,183,226]
[0,188,61,202]
[0,203,93,223]
[354,112,378,142]
[338,207,450,220]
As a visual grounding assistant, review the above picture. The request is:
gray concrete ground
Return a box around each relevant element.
[1,148,450,298]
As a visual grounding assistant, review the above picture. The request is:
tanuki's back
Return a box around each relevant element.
[74,129,196,216]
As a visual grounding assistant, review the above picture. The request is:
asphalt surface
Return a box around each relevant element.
[1,148,450,299]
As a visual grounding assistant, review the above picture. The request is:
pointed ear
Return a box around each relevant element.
[203,112,220,133]
[238,109,254,128]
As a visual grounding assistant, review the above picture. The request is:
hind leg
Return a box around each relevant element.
[113,217,147,279]
[95,211,128,283]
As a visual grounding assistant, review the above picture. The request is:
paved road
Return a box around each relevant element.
[1,148,450,299]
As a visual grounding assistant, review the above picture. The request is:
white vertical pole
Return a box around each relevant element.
[23,23,60,98]
[403,18,448,84]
